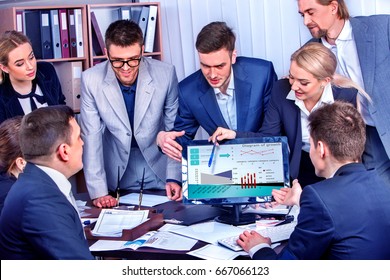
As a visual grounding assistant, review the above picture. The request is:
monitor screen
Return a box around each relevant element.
[182,137,290,225]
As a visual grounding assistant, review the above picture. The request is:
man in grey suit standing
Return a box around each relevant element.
[79,20,180,208]
[298,0,390,185]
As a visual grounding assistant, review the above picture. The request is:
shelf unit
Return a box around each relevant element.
[87,2,162,67]
[0,5,89,69]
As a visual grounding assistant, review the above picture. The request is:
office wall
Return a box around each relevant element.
[141,0,390,81]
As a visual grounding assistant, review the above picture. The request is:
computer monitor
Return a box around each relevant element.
[182,137,290,225]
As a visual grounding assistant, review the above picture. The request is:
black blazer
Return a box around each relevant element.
[0,61,65,123]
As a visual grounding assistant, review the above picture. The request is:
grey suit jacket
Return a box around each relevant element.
[79,58,180,199]
[352,15,390,158]
[311,15,390,158]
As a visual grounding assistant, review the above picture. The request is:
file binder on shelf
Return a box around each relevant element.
[120,6,131,20]
[138,6,149,40]
[67,9,78,58]
[74,9,84,58]
[50,9,62,59]
[24,11,43,59]
[144,5,157,53]
[40,10,54,59]
[16,10,24,33]
[54,61,82,111]
[131,6,142,24]
[58,9,70,58]
[90,11,105,56]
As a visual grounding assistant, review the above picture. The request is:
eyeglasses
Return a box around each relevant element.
[109,57,141,68]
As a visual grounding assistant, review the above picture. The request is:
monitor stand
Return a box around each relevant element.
[214,204,257,226]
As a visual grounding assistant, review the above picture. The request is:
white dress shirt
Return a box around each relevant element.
[214,68,237,130]
[18,85,48,114]
[321,19,373,126]
[287,83,334,152]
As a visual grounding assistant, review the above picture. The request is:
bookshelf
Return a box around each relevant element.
[0,5,89,68]
[0,5,89,112]
[0,2,163,109]
[87,2,162,67]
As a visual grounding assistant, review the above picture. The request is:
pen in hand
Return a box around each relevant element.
[138,168,145,210]
[208,141,217,167]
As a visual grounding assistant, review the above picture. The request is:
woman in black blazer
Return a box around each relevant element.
[0,31,65,123]
[0,116,25,215]
[210,43,370,187]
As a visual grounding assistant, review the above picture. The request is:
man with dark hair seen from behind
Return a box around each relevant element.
[0,105,94,259]
[238,101,390,259]
[298,0,390,185]
[157,21,277,200]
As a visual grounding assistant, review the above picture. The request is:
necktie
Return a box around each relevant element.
[14,82,47,111]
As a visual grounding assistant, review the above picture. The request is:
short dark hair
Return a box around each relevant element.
[308,101,365,162]
[0,116,22,174]
[20,105,75,161]
[105,20,144,50]
[195,21,235,54]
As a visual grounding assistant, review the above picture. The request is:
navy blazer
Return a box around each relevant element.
[253,163,390,260]
[0,163,93,260]
[237,79,357,180]
[0,61,65,123]
[0,172,16,216]
[173,56,277,150]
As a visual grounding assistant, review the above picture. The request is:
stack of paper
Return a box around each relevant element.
[91,209,149,237]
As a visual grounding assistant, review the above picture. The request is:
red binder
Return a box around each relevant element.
[67,9,78,57]
[58,9,70,58]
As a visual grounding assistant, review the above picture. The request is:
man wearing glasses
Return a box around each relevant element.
[79,20,180,208]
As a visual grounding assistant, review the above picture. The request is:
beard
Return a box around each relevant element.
[310,27,328,39]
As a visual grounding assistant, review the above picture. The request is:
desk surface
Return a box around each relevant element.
[80,190,283,260]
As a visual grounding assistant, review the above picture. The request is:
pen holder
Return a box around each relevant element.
[84,210,164,241]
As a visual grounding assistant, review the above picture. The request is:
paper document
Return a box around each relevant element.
[168,221,245,245]
[92,209,149,237]
[124,231,197,251]
[242,204,290,215]
[89,240,127,251]
[120,193,170,207]
[188,244,247,260]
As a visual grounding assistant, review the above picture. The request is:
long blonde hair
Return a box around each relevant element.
[0,30,31,84]
[291,42,371,108]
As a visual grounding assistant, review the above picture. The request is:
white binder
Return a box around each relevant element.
[144,5,157,53]
[74,9,84,58]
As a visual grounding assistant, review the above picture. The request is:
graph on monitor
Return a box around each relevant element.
[184,138,289,201]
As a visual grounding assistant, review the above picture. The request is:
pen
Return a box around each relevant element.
[138,168,145,210]
[116,166,120,204]
[208,141,217,167]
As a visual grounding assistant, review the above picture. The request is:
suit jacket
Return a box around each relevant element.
[310,15,390,158]
[237,79,357,179]
[0,61,65,123]
[0,172,16,216]
[174,56,277,150]
[79,58,180,199]
[0,163,93,260]
[253,163,390,260]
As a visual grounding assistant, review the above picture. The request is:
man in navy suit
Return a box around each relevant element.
[0,105,93,259]
[157,21,277,200]
[298,0,390,186]
[238,101,390,260]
